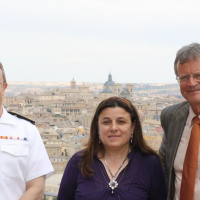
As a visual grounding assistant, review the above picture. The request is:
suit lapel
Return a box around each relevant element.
[170,102,190,157]
[167,111,188,171]
[167,102,189,199]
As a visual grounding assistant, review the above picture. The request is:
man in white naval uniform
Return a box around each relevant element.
[0,62,54,200]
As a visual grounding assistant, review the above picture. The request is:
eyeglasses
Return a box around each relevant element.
[176,73,200,83]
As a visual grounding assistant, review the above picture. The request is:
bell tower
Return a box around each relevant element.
[71,78,76,89]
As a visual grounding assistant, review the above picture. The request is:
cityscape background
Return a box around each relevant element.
[3,73,184,198]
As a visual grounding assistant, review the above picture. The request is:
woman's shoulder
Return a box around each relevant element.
[132,148,161,168]
[67,150,85,166]
[139,152,162,172]
[70,150,84,160]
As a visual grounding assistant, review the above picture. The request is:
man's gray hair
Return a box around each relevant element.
[174,43,200,76]
[0,62,7,84]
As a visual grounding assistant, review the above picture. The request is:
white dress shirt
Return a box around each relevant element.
[0,107,54,200]
[174,106,200,200]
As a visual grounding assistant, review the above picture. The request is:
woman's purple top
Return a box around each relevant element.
[57,148,167,200]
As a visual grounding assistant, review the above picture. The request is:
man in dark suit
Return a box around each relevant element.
[159,43,200,200]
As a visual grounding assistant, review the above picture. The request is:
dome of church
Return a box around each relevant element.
[104,73,115,86]
[100,86,114,93]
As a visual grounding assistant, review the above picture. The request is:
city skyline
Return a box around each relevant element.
[1,0,200,83]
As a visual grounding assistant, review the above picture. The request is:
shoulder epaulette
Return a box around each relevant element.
[8,112,35,125]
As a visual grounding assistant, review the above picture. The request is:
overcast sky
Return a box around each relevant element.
[0,0,200,83]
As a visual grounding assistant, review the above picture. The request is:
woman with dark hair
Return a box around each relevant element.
[57,97,167,200]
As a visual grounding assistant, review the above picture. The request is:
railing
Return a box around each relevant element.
[44,192,58,200]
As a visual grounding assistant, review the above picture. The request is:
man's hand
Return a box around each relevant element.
[19,176,45,200]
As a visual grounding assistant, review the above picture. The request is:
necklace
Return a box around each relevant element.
[103,153,128,194]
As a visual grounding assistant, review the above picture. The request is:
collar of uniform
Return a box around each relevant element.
[188,106,200,128]
[0,107,17,125]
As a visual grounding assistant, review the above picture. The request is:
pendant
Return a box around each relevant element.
[108,179,118,193]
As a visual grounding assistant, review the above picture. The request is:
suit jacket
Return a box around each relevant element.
[159,101,189,200]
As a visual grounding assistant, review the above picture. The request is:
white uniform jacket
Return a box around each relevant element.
[0,107,54,200]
